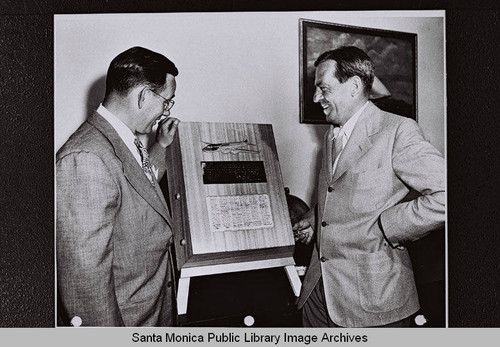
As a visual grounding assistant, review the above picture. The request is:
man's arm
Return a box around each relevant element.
[57,152,124,326]
[379,118,446,247]
[149,117,179,181]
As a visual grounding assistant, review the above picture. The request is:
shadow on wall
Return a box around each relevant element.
[306,124,329,205]
[86,75,106,118]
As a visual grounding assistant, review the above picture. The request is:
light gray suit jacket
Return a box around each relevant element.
[56,111,176,326]
[297,102,445,327]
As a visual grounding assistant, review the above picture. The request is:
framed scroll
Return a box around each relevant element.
[165,122,300,314]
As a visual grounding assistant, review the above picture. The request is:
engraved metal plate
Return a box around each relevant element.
[202,161,267,184]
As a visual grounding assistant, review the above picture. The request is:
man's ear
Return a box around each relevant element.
[137,87,148,109]
[350,76,363,97]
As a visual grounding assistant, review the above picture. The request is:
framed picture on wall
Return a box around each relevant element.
[299,19,417,124]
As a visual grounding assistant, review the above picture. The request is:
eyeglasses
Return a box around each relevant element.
[149,89,175,111]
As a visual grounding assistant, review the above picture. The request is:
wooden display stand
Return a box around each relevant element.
[165,122,301,315]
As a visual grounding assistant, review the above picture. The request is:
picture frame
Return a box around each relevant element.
[299,19,418,124]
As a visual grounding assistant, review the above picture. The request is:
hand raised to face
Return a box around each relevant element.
[156,117,180,148]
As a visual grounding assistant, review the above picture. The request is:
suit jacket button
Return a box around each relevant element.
[328,186,334,192]
[167,281,172,288]
[321,221,328,227]
[320,256,327,262]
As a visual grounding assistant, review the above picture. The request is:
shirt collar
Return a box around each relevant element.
[327,101,369,142]
[97,104,142,165]
[339,101,369,140]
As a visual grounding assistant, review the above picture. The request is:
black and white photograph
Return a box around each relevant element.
[54,11,445,328]
[1,2,499,345]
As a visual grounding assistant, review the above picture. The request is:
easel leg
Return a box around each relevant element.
[177,277,190,315]
[284,265,302,297]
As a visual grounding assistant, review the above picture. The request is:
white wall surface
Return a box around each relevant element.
[55,11,445,207]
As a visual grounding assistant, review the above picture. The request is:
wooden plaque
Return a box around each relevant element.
[165,122,295,270]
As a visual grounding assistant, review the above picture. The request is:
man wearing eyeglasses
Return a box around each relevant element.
[57,46,180,326]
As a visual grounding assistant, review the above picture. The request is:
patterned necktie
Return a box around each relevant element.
[134,138,156,185]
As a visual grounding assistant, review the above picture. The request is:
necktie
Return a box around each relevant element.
[331,127,344,173]
[332,127,344,160]
[134,138,156,185]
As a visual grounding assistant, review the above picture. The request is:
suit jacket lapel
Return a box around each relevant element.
[87,112,173,227]
[332,102,380,183]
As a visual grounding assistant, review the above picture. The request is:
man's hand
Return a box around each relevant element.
[293,218,314,244]
[156,117,180,148]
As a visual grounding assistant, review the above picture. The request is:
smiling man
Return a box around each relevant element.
[57,46,180,326]
[293,46,445,327]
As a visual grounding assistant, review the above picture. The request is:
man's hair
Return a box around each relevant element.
[105,46,178,97]
[315,46,375,95]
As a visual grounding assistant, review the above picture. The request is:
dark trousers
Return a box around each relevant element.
[302,278,412,327]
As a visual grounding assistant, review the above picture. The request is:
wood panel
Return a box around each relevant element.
[166,122,294,269]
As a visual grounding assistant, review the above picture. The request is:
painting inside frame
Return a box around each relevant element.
[299,19,417,124]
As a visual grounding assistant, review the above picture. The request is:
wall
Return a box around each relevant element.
[55,11,445,206]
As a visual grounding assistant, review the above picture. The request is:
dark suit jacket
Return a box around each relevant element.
[297,102,445,327]
[56,111,176,326]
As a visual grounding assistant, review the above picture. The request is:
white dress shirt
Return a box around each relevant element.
[97,104,158,179]
[330,101,369,174]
